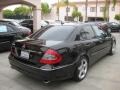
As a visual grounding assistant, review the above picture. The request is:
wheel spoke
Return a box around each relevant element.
[78,58,88,79]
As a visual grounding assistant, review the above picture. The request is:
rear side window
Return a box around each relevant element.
[92,25,105,37]
[110,22,118,26]
[0,25,7,32]
[31,26,75,41]
[80,25,95,40]
[22,20,33,24]
[7,26,15,32]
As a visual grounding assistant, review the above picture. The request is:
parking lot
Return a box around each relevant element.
[0,33,120,90]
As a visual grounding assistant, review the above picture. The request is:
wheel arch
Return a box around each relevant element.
[82,54,90,66]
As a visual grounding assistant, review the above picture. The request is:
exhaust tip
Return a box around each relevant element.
[43,80,50,84]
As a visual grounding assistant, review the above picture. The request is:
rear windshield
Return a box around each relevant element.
[30,26,75,41]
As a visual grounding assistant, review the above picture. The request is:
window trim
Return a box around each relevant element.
[91,25,106,38]
[75,25,96,41]
[90,7,96,12]
[0,25,8,33]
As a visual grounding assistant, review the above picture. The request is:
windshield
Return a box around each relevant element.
[30,26,75,41]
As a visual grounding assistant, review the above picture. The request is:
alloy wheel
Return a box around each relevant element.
[78,58,88,79]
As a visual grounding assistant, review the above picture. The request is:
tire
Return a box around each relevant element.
[73,56,88,81]
[108,41,116,55]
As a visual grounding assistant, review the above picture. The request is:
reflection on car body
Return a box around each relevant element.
[9,23,116,83]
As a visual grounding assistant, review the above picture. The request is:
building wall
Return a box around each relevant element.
[50,0,120,22]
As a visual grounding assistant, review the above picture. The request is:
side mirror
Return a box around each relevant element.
[103,34,107,37]
[108,28,111,33]
[61,22,64,25]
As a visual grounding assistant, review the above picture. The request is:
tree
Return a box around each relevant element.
[14,6,31,19]
[57,0,60,20]
[95,0,98,21]
[64,0,69,21]
[41,3,51,14]
[85,0,88,21]
[103,0,110,21]
[3,9,14,19]
[72,7,82,21]
[56,0,76,21]
[112,0,117,7]
[115,14,120,22]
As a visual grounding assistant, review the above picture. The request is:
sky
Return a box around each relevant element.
[4,0,77,10]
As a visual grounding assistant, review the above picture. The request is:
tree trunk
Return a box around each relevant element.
[57,0,60,20]
[107,0,110,22]
[66,0,69,21]
[95,0,98,21]
[85,0,88,21]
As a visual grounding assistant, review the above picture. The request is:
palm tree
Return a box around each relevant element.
[104,0,110,21]
[95,0,98,21]
[85,0,88,21]
[112,0,117,7]
[72,7,82,21]
[64,0,69,21]
[57,0,60,20]
[56,0,76,21]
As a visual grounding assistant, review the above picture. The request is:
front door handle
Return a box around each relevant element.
[85,43,91,47]
[99,38,104,43]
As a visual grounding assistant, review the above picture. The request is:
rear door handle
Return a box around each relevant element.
[85,43,91,47]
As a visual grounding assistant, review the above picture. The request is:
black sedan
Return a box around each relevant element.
[9,23,116,83]
[0,20,31,34]
[20,20,49,33]
[0,22,31,51]
[20,19,33,32]
[107,22,120,32]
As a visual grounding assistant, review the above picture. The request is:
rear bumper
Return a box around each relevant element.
[9,55,76,82]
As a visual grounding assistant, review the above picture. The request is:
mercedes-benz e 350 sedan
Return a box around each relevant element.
[9,23,116,82]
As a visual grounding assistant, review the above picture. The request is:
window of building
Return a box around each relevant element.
[111,7,115,11]
[100,7,104,12]
[90,7,96,12]
[66,7,70,12]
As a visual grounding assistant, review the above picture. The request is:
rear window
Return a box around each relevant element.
[30,26,75,41]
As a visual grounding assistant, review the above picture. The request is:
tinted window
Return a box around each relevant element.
[110,22,118,26]
[22,20,33,24]
[0,25,7,32]
[21,20,29,24]
[29,20,33,24]
[92,25,105,37]
[31,26,75,41]
[81,25,95,40]
[7,26,15,32]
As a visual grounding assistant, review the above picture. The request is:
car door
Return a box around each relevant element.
[7,25,18,41]
[80,25,104,64]
[73,25,98,65]
[0,24,12,51]
[91,25,112,61]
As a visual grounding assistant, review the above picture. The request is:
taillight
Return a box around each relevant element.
[39,49,62,65]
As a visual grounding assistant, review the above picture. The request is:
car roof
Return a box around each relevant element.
[45,22,97,28]
[0,20,11,22]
